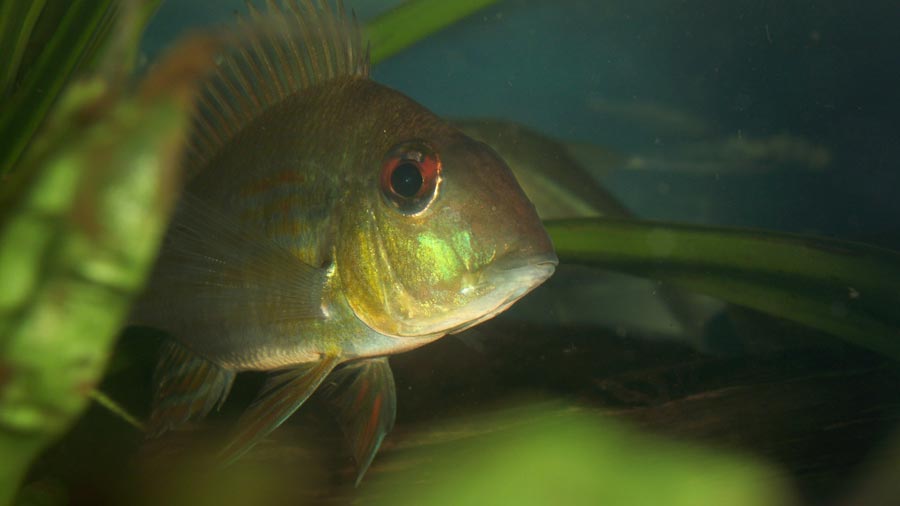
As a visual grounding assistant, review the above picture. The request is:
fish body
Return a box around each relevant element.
[133,0,556,483]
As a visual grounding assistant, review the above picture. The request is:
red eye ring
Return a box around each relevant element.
[380,140,441,214]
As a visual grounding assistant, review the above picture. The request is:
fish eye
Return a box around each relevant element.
[391,162,423,198]
[380,140,441,215]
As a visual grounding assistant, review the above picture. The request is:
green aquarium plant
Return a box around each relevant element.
[0,2,216,503]
[363,402,796,506]
[0,0,899,505]
[116,401,797,506]
[0,1,163,176]
[547,218,900,361]
[365,0,500,64]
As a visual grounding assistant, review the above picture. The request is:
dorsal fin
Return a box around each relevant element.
[185,0,369,172]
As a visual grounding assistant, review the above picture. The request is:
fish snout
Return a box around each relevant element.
[441,135,558,256]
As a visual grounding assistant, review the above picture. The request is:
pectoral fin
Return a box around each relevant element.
[132,193,329,365]
[219,355,340,463]
[148,340,236,436]
[321,357,397,485]
[137,193,329,321]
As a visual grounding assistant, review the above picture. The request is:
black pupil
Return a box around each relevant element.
[391,161,423,198]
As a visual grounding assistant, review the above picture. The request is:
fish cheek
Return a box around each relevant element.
[335,204,396,335]
[384,225,470,309]
[336,202,473,337]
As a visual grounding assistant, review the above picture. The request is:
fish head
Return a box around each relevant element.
[337,125,557,340]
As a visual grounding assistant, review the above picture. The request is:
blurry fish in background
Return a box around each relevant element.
[586,96,713,139]
[623,132,832,174]
[453,118,630,220]
[582,96,831,175]
[131,0,556,484]
[455,118,724,347]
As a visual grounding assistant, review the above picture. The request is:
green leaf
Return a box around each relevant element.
[0,1,114,175]
[0,1,163,177]
[365,402,794,506]
[0,30,217,506]
[366,0,502,64]
[546,218,900,361]
[0,0,48,97]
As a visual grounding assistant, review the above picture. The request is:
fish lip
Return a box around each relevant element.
[494,252,559,272]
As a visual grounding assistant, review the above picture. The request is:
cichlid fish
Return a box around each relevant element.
[132,0,556,484]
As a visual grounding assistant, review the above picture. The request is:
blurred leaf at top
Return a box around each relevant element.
[547,218,900,361]
[365,0,501,65]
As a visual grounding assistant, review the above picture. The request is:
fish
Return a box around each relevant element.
[131,0,557,484]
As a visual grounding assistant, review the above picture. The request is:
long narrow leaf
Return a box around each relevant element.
[0,10,219,502]
[366,0,501,64]
[546,218,900,361]
[0,1,113,175]
[0,0,47,97]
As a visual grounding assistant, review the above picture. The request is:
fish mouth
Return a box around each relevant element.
[378,252,558,339]
[443,252,558,335]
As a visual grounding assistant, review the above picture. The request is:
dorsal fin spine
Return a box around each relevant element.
[245,1,288,98]
[263,0,299,92]
[194,106,224,148]
[286,1,324,79]
[203,85,237,136]
[276,2,311,89]
[293,4,316,87]
[230,19,275,105]
[228,58,264,111]
[266,0,310,90]
[205,81,236,127]
[342,3,359,75]
[317,0,339,78]
[218,54,260,119]
[348,7,365,76]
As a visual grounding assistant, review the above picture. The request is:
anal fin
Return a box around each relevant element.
[321,357,397,486]
[148,340,236,437]
[219,355,340,463]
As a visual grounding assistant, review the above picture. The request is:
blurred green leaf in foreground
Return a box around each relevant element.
[365,402,796,506]
[84,401,797,506]
[0,10,219,506]
[0,1,162,176]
